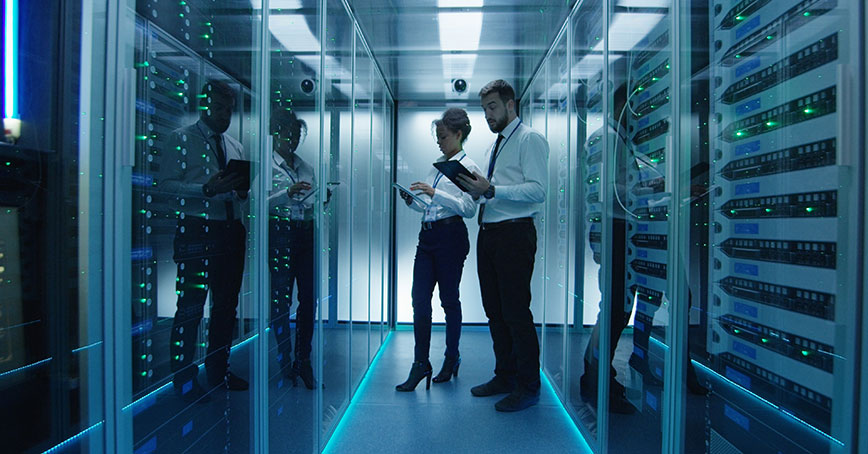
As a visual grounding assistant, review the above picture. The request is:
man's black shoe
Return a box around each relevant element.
[293,359,316,390]
[470,376,515,397]
[494,388,540,412]
[174,378,211,404]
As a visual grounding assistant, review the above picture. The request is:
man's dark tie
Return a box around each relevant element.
[478,134,504,226]
[213,134,235,221]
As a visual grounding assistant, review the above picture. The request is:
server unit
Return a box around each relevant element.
[707,0,850,451]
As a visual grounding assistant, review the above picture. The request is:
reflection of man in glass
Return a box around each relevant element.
[579,82,636,414]
[268,108,318,389]
[163,80,249,402]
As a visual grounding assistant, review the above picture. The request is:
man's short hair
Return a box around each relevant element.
[478,79,515,105]
[200,79,236,105]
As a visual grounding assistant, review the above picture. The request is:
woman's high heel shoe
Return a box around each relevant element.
[432,356,460,383]
[395,361,433,392]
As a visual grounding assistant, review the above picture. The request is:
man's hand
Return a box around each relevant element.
[288,181,312,197]
[205,170,245,195]
[457,172,489,199]
[409,182,434,197]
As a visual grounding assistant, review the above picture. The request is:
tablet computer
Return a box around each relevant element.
[224,159,251,191]
[432,160,477,192]
[392,183,430,208]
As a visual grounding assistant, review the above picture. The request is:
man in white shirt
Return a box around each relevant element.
[162,80,249,402]
[458,79,548,412]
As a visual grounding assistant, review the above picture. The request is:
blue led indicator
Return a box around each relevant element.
[725,366,752,389]
[734,223,759,234]
[645,391,658,411]
[735,182,760,195]
[724,404,751,431]
[735,140,761,156]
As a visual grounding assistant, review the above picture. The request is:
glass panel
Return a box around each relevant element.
[688,0,863,452]
[530,70,547,356]
[350,37,372,391]
[569,0,606,440]
[605,1,672,451]
[369,78,386,357]
[266,3,320,452]
[542,32,570,395]
[321,0,352,442]
[126,2,261,451]
[0,1,108,451]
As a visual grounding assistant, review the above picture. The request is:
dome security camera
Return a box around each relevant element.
[300,79,316,94]
[452,78,467,93]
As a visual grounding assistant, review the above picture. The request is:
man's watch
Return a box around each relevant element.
[202,183,216,197]
[483,185,495,199]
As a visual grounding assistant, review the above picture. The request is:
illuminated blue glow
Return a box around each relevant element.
[122,333,260,413]
[692,360,843,446]
[42,421,103,454]
[0,357,51,378]
[72,341,103,354]
[322,331,393,453]
[4,0,17,118]
[540,372,594,453]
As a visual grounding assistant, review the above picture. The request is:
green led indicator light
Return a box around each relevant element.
[733,328,741,334]
[766,121,776,127]
[735,131,744,137]
[803,11,811,17]
[202,34,211,39]
[804,108,814,114]
[765,208,772,213]
[141,354,147,360]
[135,61,150,68]
[761,338,768,343]
[198,106,209,110]
[140,298,146,303]
[735,15,744,21]
[801,350,810,356]
[806,207,814,212]
[136,135,147,140]
[4,162,10,166]
[766,35,774,40]
[141,371,148,376]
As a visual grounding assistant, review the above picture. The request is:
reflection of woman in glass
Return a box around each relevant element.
[269,108,317,389]
[396,108,481,391]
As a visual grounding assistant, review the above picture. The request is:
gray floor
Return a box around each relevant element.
[323,328,591,453]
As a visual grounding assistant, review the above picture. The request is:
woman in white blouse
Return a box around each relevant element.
[396,108,481,392]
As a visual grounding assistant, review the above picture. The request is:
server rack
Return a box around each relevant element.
[707,0,852,451]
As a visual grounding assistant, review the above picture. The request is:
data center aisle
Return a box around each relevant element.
[323,329,591,453]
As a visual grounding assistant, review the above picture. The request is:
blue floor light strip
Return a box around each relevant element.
[540,372,594,453]
[692,360,844,447]
[4,0,17,118]
[0,357,51,378]
[122,333,260,413]
[646,336,842,446]
[322,331,393,454]
[41,421,104,454]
